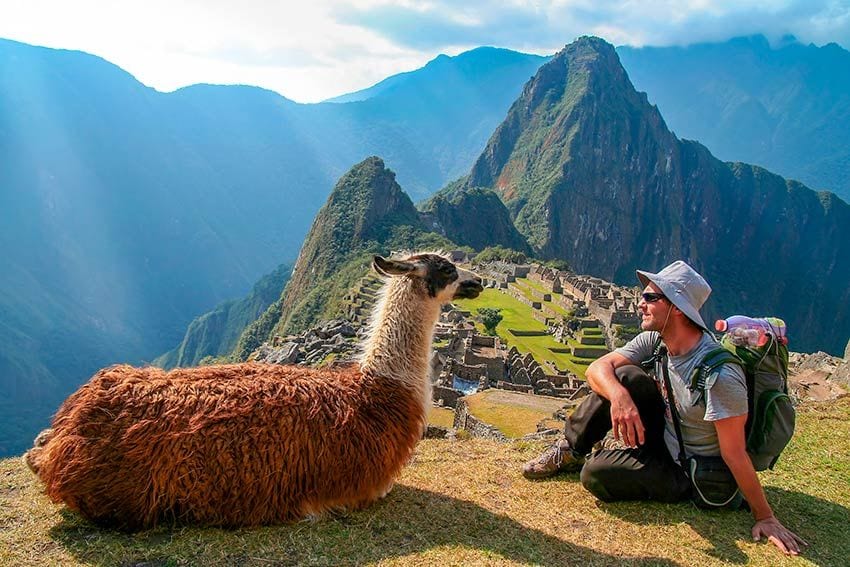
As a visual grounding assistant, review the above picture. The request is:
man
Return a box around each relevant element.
[522,261,807,556]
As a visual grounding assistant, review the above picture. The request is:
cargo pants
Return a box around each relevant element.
[566,365,692,502]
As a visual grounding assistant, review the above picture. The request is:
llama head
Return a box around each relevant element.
[372,253,483,303]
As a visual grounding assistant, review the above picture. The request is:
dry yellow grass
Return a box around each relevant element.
[2,399,848,566]
[427,407,455,428]
[464,390,566,438]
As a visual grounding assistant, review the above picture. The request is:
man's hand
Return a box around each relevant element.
[752,516,808,556]
[610,392,645,447]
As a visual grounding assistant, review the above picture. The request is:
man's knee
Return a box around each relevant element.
[615,365,663,406]
[615,364,652,386]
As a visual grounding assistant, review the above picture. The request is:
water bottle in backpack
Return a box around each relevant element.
[714,315,788,347]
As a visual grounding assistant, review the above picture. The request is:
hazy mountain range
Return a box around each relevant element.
[0,38,544,455]
[2,33,850,456]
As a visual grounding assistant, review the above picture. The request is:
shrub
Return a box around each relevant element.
[479,307,504,335]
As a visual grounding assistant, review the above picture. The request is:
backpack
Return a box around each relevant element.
[687,333,795,471]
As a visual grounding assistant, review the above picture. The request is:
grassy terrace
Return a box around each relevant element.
[508,279,608,367]
[510,278,569,318]
[454,288,590,377]
[507,278,543,304]
[516,276,550,294]
[475,285,605,375]
[428,407,455,429]
[3,399,848,566]
[464,390,565,437]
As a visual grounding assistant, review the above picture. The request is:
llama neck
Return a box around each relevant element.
[359,278,440,391]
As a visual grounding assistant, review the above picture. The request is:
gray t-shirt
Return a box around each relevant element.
[615,331,747,461]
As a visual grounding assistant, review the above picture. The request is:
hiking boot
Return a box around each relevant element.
[522,438,585,479]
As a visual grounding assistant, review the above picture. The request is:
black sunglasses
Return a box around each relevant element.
[641,292,667,303]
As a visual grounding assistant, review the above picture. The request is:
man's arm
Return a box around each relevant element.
[586,351,645,447]
[714,416,808,555]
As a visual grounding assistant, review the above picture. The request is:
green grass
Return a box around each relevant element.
[3,399,848,566]
[541,298,570,318]
[507,280,540,304]
[516,277,550,295]
[512,279,573,319]
[455,287,601,377]
[455,288,546,333]
[454,289,587,377]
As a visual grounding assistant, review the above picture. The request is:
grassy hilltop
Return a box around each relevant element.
[2,399,848,566]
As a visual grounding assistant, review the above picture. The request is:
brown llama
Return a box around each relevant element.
[24,253,483,531]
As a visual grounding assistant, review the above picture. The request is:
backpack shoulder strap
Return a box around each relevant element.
[639,334,665,372]
[658,346,689,466]
[690,347,744,391]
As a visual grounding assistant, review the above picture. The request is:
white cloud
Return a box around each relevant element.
[0,0,430,101]
[1,0,848,102]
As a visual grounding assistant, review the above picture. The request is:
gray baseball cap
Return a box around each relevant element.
[636,261,711,331]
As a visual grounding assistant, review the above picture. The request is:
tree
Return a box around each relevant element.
[542,258,571,271]
[479,308,503,335]
[475,246,527,264]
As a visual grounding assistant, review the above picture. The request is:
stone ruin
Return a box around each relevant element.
[487,261,641,352]
[251,318,360,367]
[501,347,588,399]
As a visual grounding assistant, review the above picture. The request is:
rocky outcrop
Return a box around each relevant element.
[788,351,849,402]
[419,186,530,253]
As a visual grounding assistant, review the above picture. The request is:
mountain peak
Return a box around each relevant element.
[323,47,547,105]
[271,156,424,334]
[467,35,669,233]
[305,155,409,243]
[324,156,417,226]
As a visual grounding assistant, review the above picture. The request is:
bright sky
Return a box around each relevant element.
[2,0,849,103]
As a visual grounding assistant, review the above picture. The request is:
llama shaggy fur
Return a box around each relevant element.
[25,253,482,530]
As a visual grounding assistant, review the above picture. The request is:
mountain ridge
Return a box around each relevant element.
[617,33,850,202]
[154,263,292,369]
[324,47,549,104]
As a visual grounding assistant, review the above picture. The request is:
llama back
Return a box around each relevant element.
[30,363,426,529]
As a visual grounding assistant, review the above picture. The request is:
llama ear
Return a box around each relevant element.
[373,255,416,277]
